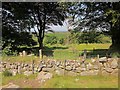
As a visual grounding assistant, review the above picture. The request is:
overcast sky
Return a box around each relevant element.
[49,21,68,32]
[31,20,68,32]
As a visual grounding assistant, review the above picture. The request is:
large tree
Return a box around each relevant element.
[2,2,66,56]
[66,2,120,49]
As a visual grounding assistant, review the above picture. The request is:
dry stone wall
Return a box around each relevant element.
[0,57,119,76]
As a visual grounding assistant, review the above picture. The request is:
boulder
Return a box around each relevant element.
[37,71,53,83]
[111,59,118,69]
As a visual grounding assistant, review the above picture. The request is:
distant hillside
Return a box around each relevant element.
[45,32,70,39]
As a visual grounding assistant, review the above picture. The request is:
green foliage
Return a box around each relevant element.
[44,32,67,45]
[2,45,18,56]
[44,35,58,45]
[99,34,112,43]
[58,38,64,44]
[68,31,80,44]
[68,30,111,44]
[3,69,12,77]
[79,31,101,43]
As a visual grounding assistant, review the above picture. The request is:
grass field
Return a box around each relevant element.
[1,72,118,88]
[2,43,112,62]
[42,75,118,88]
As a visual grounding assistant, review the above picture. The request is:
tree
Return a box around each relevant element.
[2,2,66,56]
[2,3,37,52]
[66,2,120,48]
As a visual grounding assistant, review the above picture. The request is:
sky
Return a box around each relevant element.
[49,21,68,32]
[31,20,69,32]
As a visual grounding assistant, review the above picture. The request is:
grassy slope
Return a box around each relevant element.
[1,72,118,88]
[42,75,118,88]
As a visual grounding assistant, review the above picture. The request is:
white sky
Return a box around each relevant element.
[49,21,68,32]
[31,20,68,32]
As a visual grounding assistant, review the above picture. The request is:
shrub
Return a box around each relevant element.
[44,35,58,45]
[2,46,18,56]
[58,38,64,44]
[3,69,12,77]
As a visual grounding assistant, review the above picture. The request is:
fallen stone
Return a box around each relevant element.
[37,71,53,83]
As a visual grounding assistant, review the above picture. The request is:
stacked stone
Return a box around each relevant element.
[0,57,118,76]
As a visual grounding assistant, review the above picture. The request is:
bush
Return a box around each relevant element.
[44,35,58,45]
[2,45,18,56]
[3,69,12,77]
[58,38,64,44]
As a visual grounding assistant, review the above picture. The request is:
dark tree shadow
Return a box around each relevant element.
[43,46,68,57]
[81,49,110,58]
[17,46,68,57]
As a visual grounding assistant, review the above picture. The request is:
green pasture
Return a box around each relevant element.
[1,72,118,88]
[2,43,112,62]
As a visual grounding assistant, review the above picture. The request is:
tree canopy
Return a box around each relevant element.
[66,2,120,47]
[2,2,66,52]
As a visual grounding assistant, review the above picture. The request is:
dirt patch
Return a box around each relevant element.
[9,78,41,88]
